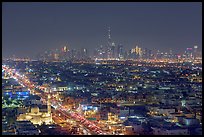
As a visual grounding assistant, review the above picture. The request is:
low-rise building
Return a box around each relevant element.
[15,120,40,135]
[151,125,189,135]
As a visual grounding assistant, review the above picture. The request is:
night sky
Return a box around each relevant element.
[2,2,202,58]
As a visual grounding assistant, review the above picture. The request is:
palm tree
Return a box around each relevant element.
[6,98,12,106]
[3,94,10,100]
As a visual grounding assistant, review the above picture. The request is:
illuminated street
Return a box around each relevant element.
[2,65,110,135]
[2,2,202,135]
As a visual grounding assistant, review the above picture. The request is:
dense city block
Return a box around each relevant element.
[2,59,202,135]
[2,2,202,135]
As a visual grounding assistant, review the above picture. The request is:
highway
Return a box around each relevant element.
[2,65,110,135]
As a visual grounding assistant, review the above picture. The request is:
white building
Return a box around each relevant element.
[17,95,52,125]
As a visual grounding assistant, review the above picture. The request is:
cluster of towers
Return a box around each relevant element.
[94,27,125,59]
[36,27,201,61]
[94,27,154,60]
[93,27,201,60]
[130,46,143,59]
[39,45,89,61]
[183,45,199,60]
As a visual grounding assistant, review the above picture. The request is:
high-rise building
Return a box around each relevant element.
[71,49,77,59]
[111,42,116,58]
[185,48,193,59]
[193,45,198,59]
[95,45,106,59]
[117,44,124,59]
[107,27,116,59]
[61,45,70,61]
[169,49,173,59]
[156,50,164,59]
[108,27,111,45]
[149,49,153,59]
[54,53,59,61]
[62,46,68,52]
[107,27,112,59]
[130,45,142,59]
[138,47,142,58]
[81,48,88,59]
[136,46,139,55]
[143,48,151,59]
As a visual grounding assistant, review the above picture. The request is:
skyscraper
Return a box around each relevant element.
[62,46,68,52]
[107,27,116,59]
[138,47,142,58]
[193,45,198,59]
[185,48,193,59]
[143,48,151,59]
[130,45,142,59]
[107,27,112,59]
[169,49,173,59]
[61,45,70,61]
[81,48,88,59]
[117,44,124,59]
[111,42,116,58]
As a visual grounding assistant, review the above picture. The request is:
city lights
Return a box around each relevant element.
[2,2,202,136]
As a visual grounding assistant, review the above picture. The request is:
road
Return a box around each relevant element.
[52,109,91,135]
[2,65,110,135]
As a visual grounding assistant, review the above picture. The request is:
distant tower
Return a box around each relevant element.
[107,27,112,59]
[138,47,142,58]
[169,49,173,59]
[194,45,198,59]
[107,27,112,49]
[62,46,67,52]
[186,48,193,59]
[118,44,124,59]
[107,27,117,59]
[108,27,111,41]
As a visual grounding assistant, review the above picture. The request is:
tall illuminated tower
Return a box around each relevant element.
[107,27,112,59]
[107,27,116,59]
[108,27,111,44]
[194,45,198,59]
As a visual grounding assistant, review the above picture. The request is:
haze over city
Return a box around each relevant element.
[2,2,202,59]
[2,2,202,136]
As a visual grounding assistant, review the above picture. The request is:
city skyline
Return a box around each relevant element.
[2,2,202,58]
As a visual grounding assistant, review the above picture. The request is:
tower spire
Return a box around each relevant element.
[108,27,111,40]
